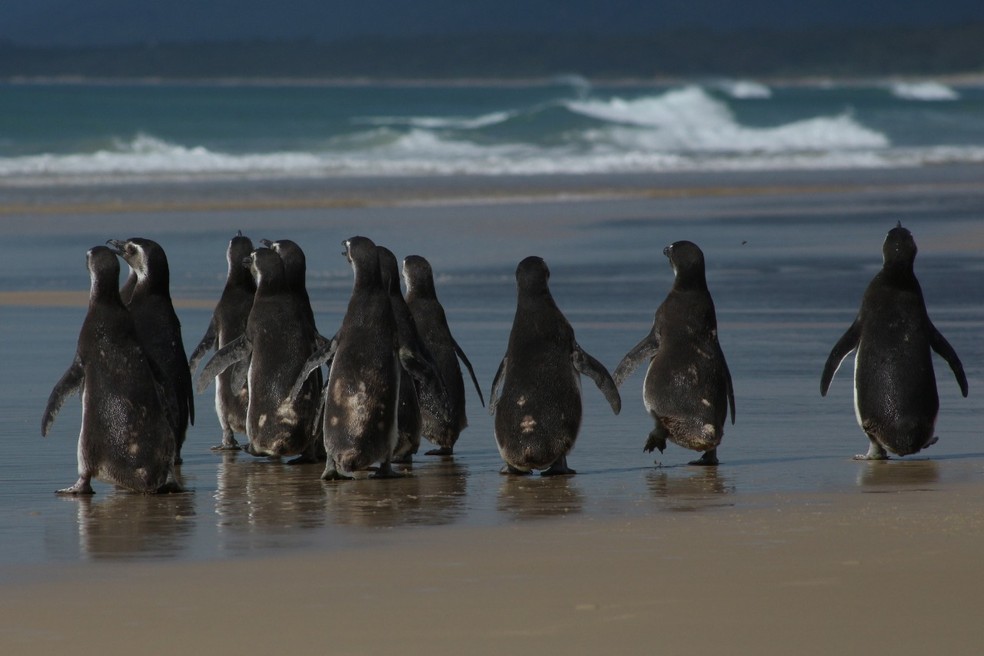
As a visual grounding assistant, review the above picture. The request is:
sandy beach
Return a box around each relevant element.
[1,482,982,655]
[1,165,982,655]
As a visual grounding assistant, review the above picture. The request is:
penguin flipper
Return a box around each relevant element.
[720,346,736,425]
[489,357,506,415]
[188,318,217,374]
[821,318,861,396]
[929,322,968,397]
[288,335,337,403]
[400,345,453,423]
[452,337,485,407]
[573,343,621,415]
[613,332,659,388]
[196,335,251,394]
[42,356,84,436]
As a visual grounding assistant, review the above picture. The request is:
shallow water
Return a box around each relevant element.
[2,171,982,563]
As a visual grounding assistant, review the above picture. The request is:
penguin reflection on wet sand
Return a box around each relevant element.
[403,255,485,456]
[41,246,179,495]
[821,223,968,460]
[313,237,445,480]
[108,237,195,464]
[490,256,621,476]
[196,248,321,460]
[189,231,256,451]
[614,241,735,466]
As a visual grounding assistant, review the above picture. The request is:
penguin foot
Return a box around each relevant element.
[155,480,185,494]
[210,440,242,452]
[321,466,354,481]
[370,462,405,479]
[286,454,319,465]
[425,447,454,457]
[500,464,532,476]
[688,450,719,467]
[853,453,890,461]
[56,476,94,495]
[643,429,667,454]
[541,457,576,476]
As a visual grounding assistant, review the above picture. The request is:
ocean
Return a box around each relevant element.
[0,79,982,564]
[2,78,984,182]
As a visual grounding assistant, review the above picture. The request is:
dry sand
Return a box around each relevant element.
[1,484,981,656]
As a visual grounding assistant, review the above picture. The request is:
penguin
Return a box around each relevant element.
[259,237,326,464]
[188,231,256,451]
[41,246,178,494]
[821,222,968,459]
[309,237,444,480]
[613,241,735,466]
[196,248,321,459]
[403,254,484,456]
[490,256,621,475]
[108,238,194,464]
[377,246,450,465]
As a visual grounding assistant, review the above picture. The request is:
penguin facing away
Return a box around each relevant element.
[490,256,621,476]
[196,248,321,459]
[403,254,484,457]
[42,246,178,494]
[188,231,256,451]
[108,237,195,464]
[614,241,735,466]
[821,223,968,459]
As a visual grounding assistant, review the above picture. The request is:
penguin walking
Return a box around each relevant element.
[614,241,735,466]
[108,238,194,464]
[490,256,621,475]
[403,255,484,456]
[821,223,968,459]
[196,248,321,459]
[42,246,178,494]
[189,231,256,451]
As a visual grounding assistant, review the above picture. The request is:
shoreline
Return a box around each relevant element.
[2,480,982,654]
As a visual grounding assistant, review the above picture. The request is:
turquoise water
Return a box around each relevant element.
[1,175,982,562]
[2,80,984,180]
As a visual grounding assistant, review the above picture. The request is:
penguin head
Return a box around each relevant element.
[515,256,551,295]
[107,237,169,285]
[403,255,436,298]
[86,245,122,297]
[344,236,381,287]
[245,248,285,290]
[882,222,917,268]
[664,241,707,290]
[261,238,306,289]
[227,232,256,285]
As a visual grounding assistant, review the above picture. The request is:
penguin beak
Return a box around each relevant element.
[342,240,352,261]
[106,239,126,256]
[259,239,274,249]
[662,245,672,258]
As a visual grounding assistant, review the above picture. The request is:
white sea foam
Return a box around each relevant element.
[355,110,515,130]
[717,80,773,99]
[890,81,960,101]
[4,84,984,184]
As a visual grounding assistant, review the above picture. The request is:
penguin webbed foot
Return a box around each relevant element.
[500,464,532,476]
[321,466,354,481]
[854,439,889,461]
[391,452,413,465]
[56,476,94,495]
[370,461,405,479]
[155,480,186,494]
[644,428,667,454]
[210,430,242,452]
[540,456,576,476]
[688,449,719,467]
[286,453,319,465]
[425,446,454,457]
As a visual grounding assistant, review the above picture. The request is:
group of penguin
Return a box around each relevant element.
[42,222,969,494]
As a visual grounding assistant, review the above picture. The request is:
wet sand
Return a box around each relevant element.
[1,166,982,653]
[2,483,982,655]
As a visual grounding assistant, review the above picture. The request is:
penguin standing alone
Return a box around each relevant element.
[614,241,735,466]
[490,256,621,475]
[821,223,968,459]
